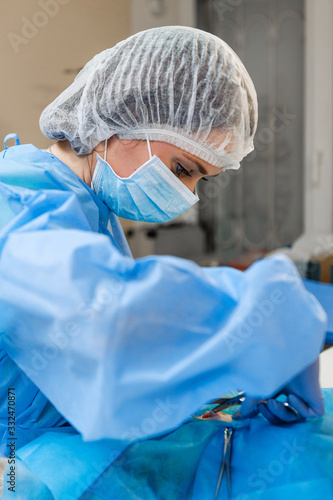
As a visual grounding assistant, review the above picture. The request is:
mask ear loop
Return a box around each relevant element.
[104,139,108,161]
[146,138,152,159]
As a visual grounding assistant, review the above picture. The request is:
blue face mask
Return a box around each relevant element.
[91,139,199,223]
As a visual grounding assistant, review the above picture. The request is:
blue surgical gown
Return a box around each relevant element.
[0,143,329,498]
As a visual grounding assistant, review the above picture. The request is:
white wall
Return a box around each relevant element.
[0,0,130,149]
[304,0,333,234]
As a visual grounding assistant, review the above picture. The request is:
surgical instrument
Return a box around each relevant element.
[214,426,234,499]
[212,392,245,413]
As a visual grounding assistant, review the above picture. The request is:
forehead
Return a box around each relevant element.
[182,150,223,176]
[158,141,224,175]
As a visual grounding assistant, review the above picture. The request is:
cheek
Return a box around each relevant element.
[111,150,150,178]
[181,178,198,194]
[112,164,137,178]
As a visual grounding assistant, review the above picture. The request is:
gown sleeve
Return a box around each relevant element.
[0,185,327,441]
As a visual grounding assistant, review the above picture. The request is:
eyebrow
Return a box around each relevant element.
[182,153,221,177]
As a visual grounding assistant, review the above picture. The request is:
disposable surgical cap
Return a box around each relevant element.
[40,26,258,170]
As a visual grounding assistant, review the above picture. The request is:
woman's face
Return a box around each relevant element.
[96,136,223,193]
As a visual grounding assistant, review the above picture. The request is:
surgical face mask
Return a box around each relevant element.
[91,139,199,223]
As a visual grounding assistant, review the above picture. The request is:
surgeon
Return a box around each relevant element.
[0,26,326,458]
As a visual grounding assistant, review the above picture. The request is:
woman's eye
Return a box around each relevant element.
[176,163,191,177]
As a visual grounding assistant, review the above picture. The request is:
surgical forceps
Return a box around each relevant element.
[211,393,244,499]
[212,392,245,414]
[212,393,304,499]
[214,426,234,499]
[212,393,304,425]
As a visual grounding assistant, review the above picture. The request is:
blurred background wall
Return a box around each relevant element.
[196,0,333,263]
[0,0,332,264]
[0,0,130,148]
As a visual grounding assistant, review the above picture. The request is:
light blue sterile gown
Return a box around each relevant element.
[303,279,333,344]
[0,140,329,499]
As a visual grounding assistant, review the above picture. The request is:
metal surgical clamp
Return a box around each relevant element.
[211,393,244,499]
[212,392,245,413]
[214,426,234,500]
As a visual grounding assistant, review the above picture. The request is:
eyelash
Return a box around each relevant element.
[176,163,209,181]
[176,162,191,177]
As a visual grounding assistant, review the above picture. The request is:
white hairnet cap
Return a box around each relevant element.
[40,26,258,170]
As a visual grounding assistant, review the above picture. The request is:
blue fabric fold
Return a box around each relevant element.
[0,142,331,499]
[2,390,331,500]
[303,279,333,344]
